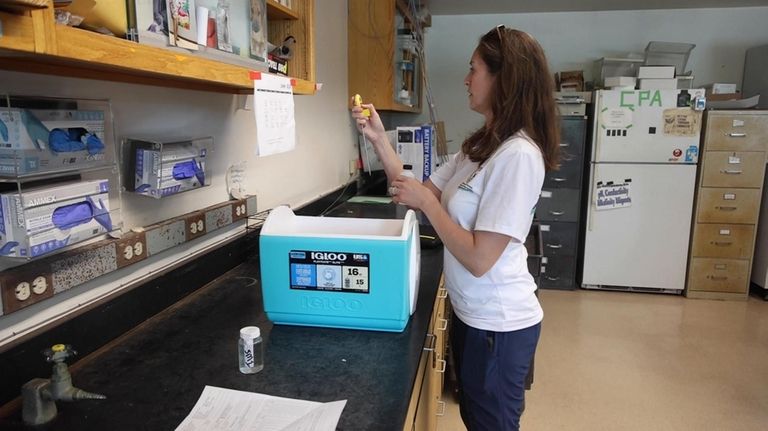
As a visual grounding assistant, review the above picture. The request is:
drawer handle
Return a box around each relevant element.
[716,206,738,211]
[552,177,567,182]
[435,359,446,373]
[437,288,448,299]
[545,276,560,281]
[423,333,436,352]
[727,132,747,138]
[712,241,733,247]
[546,243,563,249]
[549,210,565,216]
[721,169,743,175]
[709,276,728,281]
[437,401,446,417]
[560,142,570,147]
[436,318,448,331]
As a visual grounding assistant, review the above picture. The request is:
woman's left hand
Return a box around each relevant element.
[390,175,436,211]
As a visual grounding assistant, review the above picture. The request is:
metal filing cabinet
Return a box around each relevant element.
[537,93,590,290]
[686,110,768,300]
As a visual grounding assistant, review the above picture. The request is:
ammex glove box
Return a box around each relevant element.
[259,206,421,332]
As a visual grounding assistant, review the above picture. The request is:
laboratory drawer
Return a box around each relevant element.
[704,112,768,152]
[687,257,750,294]
[696,188,761,224]
[539,222,579,256]
[700,151,766,189]
[560,117,587,156]
[545,153,583,189]
[540,255,576,290]
[691,223,755,259]
[536,188,581,222]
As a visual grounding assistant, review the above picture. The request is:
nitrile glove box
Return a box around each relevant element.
[259,206,421,332]
[0,102,110,176]
[130,138,209,198]
[0,179,112,258]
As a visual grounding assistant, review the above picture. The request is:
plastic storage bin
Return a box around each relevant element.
[644,41,696,76]
[259,205,421,332]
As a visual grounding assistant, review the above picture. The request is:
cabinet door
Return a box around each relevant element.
[348,0,423,112]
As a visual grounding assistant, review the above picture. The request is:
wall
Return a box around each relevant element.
[422,7,768,151]
[0,0,357,347]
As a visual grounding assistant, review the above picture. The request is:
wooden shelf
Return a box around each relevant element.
[0,4,316,95]
[267,0,299,20]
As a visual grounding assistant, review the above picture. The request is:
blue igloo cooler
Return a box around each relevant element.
[259,205,421,332]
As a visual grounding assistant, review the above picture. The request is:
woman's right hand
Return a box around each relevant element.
[350,98,386,145]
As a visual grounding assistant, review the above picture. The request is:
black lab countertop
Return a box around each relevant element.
[2,202,443,431]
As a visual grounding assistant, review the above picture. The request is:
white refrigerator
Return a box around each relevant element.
[581,89,705,292]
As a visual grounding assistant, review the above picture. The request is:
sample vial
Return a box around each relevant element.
[238,326,264,374]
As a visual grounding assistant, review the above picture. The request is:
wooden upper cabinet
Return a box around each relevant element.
[0,0,316,94]
[348,0,428,113]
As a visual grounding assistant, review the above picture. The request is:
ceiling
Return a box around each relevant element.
[427,0,768,15]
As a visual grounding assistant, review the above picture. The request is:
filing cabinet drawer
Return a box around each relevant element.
[540,255,576,290]
[691,224,755,259]
[705,113,768,151]
[696,188,761,224]
[560,117,587,156]
[545,151,583,189]
[536,188,581,222]
[700,151,766,188]
[688,257,750,293]
[539,222,579,256]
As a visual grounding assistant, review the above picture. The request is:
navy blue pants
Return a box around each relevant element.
[451,314,541,431]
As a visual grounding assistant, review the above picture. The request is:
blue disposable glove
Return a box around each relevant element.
[193,158,205,186]
[172,160,197,180]
[0,241,19,256]
[84,133,104,155]
[51,201,94,230]
[20,109,50,150]
[86,195,113,231]
[49,128,86,153]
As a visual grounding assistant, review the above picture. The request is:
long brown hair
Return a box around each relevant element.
[461,26,560,171]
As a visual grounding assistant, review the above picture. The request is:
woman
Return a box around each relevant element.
[352,26,559,430]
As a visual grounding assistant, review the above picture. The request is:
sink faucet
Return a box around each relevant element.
[22,344,106,426]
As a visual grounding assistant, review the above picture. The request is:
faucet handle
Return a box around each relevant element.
[43,344,77,363]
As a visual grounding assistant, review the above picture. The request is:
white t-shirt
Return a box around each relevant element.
[429,132,544,332]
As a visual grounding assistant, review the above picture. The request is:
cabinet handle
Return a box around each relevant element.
[549,210,565,216]
[552,177,567,182]
[423,333,436,352]
[712,241,733,247]
[435,359,446,373]
[727,132,747,138]
[721,169,743,175]
[708,275,728,281]
[545,276,560,281]
[437,401,446,417]
[546,243,563,249]
[437,288,448,299]
[436,318,448,331]
[716,206,738,211]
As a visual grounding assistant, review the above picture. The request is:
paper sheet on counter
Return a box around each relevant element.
[176,385,346,431]
[254,73,296,157]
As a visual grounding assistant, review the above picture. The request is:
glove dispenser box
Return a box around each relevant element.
[259,206,421,332]
[0,176,122,258]
[125,137,212,198]
[0,96,115,177]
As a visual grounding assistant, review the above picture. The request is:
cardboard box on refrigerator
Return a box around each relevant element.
[396,125,435,182]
